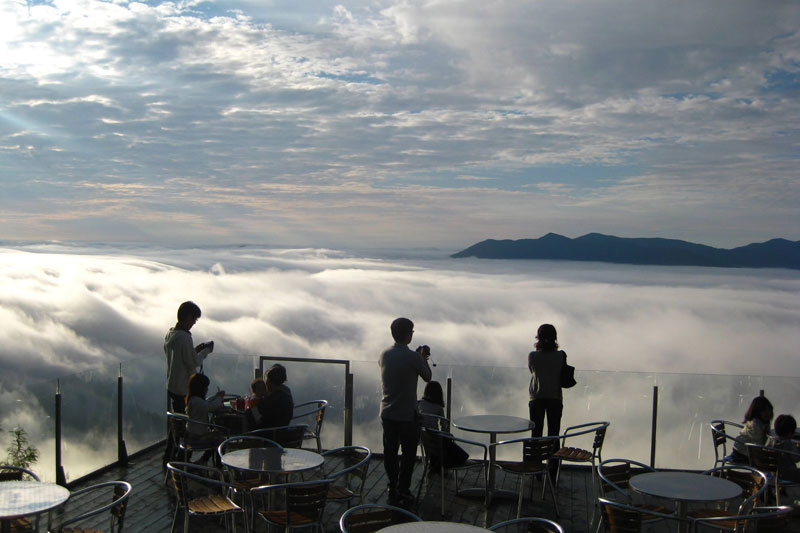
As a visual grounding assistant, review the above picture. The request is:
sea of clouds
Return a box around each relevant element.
[1,242,798,382]
[1,243,798,479]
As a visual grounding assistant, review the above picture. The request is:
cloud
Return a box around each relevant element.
[1,243,798,478]
[0,1,798,247]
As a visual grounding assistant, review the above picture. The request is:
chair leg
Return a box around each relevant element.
[516,476,524,518]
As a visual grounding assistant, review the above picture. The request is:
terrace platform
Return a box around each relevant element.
[67,443,596,532]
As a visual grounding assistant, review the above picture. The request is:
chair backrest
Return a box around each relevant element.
[248,424,308,448]
[702,464,767,514]
[167,411,189,444]
[218,435,282,456]
[51,481,132,533]
[324,446,372,486]
[489,517,565,533]
[293,400,328,435]
[693,505,793,533]
[709,420,744,466]
[419,426,444,465]
[166,461,233,510]
[0,465,40,482]
[339,504,422,533]
[523,436,559,463]
[592,425,608,455]
[746,444,779,475]
[597,458,654,499]
[253,479,334,528]
[599,498,643,533]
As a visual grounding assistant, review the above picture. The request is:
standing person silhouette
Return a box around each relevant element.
[379,317,432,504]
[163,300,214,466]
[528,323,566,438]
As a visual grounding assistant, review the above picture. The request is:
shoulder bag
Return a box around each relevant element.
[560,351,577,388]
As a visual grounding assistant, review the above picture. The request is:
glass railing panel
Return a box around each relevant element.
[1,379,57,482]
[57,362,120,483]
[653,373,765,471]
[121,356,170,457]
[762,375,800,422]
[256,356,347,450]
[351,360,384,454]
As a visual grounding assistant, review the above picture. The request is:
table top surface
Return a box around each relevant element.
[0,481,70,519]
[630,471,742,503]
[379,521,491,533]
[221,447,323,473]
[452,415,534,434]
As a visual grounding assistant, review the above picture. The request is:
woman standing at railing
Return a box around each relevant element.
[528,323,566,438]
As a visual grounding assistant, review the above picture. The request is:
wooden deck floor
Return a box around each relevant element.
[67,443,800,533]
[68,443,595,532]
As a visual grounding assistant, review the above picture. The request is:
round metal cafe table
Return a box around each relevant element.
[0,481,70,533]
[452,415,534,504]
[379,521,491,533]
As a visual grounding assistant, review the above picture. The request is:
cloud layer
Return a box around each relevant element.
[1,1,799,247]
[1,243,798,478]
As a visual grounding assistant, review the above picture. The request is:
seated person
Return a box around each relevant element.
[248,364,294,430]
[417,381,468,471]
[731,395,773,463]
[185,373,227,464]
[767,414,800,482]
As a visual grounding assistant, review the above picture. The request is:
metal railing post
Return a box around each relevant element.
[445,377,452,420]
[650,385,658,468]
[345,371,354,446]
[55,380,66,486]
[118,364,128,467]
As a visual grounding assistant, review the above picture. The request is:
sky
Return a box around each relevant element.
[2,0,800,249]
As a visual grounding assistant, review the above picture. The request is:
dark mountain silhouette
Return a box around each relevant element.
[451,233,800,269]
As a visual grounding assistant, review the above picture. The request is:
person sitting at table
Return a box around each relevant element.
[731,395,774,463]
[417,380,468,472]
[767,414,800,482]
[249,364,294,429]
[185,372,227,464]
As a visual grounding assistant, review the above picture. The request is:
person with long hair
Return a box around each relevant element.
[185,373,226,464]
[528,323,567,438]
[731,395,774,463]
[417,381,468,471]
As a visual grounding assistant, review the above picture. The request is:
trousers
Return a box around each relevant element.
[382,417,418,493]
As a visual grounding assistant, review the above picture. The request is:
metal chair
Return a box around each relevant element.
[491,436,560,518]
[292,400,329,452]
[247,424,308,448]
[48,480,132,533]
[166,411,229,464]
[595,458,673,533]
[0,466,39,482]
[687,464,768,529]
[598,497,688,533]
[489,516,566,533]
[251,478,334,533]
[0,466,41,532]
[166,461,245,533]
[553,421,610,496]
[338,504,421,533]
[746,442,800,505]
[693,505,793,533]
[710,420,744,468]
[418,421,489,516]
[320,446,373,509]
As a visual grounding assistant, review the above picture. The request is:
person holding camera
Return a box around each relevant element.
[379,317,432,504]
[164,301,214,414]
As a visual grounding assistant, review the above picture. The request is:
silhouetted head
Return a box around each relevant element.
[266,364,287,386]
[535,323,558,352]
[391,317,414,344]
[423,381,445,407]
[177,301,202,330]
[251,378,267,398]
[774,414,796,438]
[743,395,773,424]
[186,373,210,402]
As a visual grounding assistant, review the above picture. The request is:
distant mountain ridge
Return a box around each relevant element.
[451,233,800,269]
